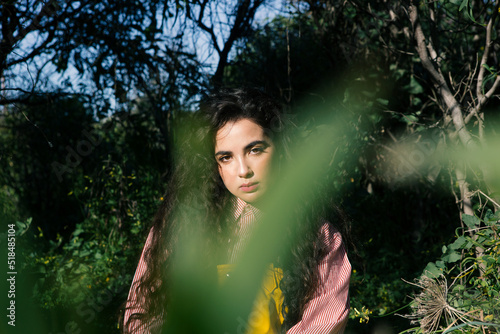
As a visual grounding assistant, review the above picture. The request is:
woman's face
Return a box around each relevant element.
[215,118,274,205]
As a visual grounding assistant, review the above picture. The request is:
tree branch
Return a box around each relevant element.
[5,29,56,68]
[476,1,499,100]
[0,90,91,106]
[187,0,221,55]
[212,0,264,85]
[13,0,60,45]
[409,1,476,149]
[466,75,500,124]
[466,1,500,125]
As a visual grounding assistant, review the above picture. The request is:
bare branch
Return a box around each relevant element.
[476,1,500,100]
[13,0,60,45]
[5,29,56,68]
[466,75,500,124]
[409,1,476,149]
[0,91,90,106]
[188,0,222,55]
[409,4,445,87]
[463,3,500,126]
[211,0,264,84]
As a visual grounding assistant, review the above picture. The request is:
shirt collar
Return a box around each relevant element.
[232,197,262,221]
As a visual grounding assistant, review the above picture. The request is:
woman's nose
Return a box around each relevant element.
[237,158,253,178]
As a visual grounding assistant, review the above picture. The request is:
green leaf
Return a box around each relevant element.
[452,284,465,292]
[16,217,32,236]
[376,98,389,106]
[403,115,419,124]
[444,322,500,333]
[435,260,445,268]
[447,251,462,263]
[423,262,443,278]
[482,64,496,73]
[484,209,498,223]
[79,250,90,257]
[462,214,480,228]
[73,224,84,236]
[449,236,467,250]
[404,76,424,95]
[459,0,468,11]
[411,97,422,107]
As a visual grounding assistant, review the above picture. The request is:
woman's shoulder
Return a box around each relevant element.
[318,219,343,249]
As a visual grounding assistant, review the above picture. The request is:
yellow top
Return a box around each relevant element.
[217,264,284,334]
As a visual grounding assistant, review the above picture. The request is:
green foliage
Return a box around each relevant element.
[0,96,94,240]
[0,185,22,226]
[2,0,206,109]
[2,0,500,332]
[406,209,500,332]
[349,269,410,324]
[19,160,161,332]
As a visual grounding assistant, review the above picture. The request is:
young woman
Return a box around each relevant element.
[123,88,351,333]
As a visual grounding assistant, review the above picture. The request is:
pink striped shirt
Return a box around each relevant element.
[124,198,351,333]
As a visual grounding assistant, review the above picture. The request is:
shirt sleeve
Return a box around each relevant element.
[123,229,154,334]
[286,224,351,334]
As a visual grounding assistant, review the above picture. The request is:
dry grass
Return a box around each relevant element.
[404,274,473,333]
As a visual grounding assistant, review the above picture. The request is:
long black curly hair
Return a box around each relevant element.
[123,87,349,333]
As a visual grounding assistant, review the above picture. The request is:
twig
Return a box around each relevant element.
[478,189,500,208]
[475,1,499,100]
[409,2,476,149]
[467,1,500,125]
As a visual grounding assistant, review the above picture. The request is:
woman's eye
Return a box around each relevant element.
[218,155,231,162]
[250,147,264,154]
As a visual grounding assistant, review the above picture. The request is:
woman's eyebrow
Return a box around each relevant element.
[215,140,270,157]
[214,150,231,157]
[244,140,270,151]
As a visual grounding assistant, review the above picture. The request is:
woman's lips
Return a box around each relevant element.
[240,182,258,192]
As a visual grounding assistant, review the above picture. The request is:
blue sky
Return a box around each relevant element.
[4,0,286,114]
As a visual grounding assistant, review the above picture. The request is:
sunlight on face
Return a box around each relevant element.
[215,119,274,204]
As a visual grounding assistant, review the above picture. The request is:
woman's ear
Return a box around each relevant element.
[217,163,223,179]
